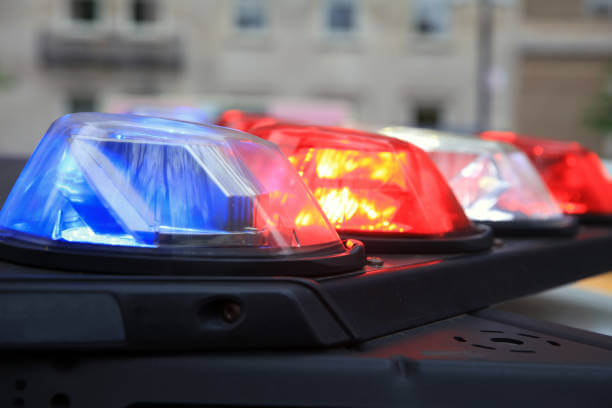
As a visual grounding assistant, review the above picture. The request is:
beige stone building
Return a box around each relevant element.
[516,0,612,152]
[0,0,519,156]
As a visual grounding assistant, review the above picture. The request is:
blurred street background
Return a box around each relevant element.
[0,0,610,156]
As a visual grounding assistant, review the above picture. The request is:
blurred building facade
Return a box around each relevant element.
[0,0,520,156]
[517,0,612,152]
[0,0,609,156]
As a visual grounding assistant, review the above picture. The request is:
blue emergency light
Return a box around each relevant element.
[0,113,364,275]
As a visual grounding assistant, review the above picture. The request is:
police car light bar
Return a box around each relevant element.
[482,131,612,222]
[246,121,493,253]
[0,113,365,276]
[380,127,577,236]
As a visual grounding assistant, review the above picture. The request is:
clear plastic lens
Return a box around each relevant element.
[249,123,476,237]
[126,106,211,124]
[602,159,612,180]
[379,127,564,222]
[0,113,341,253]
[482,131,612,216]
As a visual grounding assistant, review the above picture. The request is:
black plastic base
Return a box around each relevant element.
[578,213,612,224]
[483,215,579,237]
[0,235,366,278]
[341,224,494,254]
[2,310,611,408]
[0,226,611,350]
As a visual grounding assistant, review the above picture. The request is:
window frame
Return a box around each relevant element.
[131,0,158,25]
[324,0,359,35]
[411,101,445,129]
[411,0,452,38]
[234,0,269,32]
[69,0,99,23]
[584,0,612,18]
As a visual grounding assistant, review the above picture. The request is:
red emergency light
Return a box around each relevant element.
[249,122,493,253]
[482,131,612,218]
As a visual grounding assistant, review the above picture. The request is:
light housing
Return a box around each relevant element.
[248,122,493,253]
[127,105,211,124]
[0,113,365,276]
[380,127,577,236]
[482,131,612,221]
[217,110,277,133]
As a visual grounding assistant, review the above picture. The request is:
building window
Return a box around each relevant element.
[133,0,157,23]
[585,0,612,17]
[235,0,267,30]
[68,95,97,113]
[70,0,97,22]
[413,0,450,35]
[327,0,356,32]
[414,104,442,128]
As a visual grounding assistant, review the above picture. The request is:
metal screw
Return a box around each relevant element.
[222,301,242,324]
[366,256,384,268]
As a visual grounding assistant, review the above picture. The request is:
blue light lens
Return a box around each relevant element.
[0,113,340,251]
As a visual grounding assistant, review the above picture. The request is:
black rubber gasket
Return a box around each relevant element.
[481,215,578,237]
[0,235,366,278]
[339,224,494,254]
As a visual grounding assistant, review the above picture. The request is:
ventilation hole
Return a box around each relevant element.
[480,330,504,333]
[472,344,496,350]
[50,393,70,408]
[547,340,561,347]
[15,379,26,391]
[453,336,467,343]
[510,349,536,353]
[517,333,540,339]
[490,337,524,345]
[12,398,24,407]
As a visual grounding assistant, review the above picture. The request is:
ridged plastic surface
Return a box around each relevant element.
[0,113,341,254]
[249,122,476,237]
[381,127,563,222]
[482,131,612,215]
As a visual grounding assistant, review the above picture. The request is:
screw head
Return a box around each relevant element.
[366,256,384,267]
[222,301,242,324]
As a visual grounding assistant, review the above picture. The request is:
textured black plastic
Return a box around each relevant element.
[0,268,353,349]
[577,213,612,224]
[2,312,611,408]
[0,293,125,345]
[0,226,611,350]
[319,226,612,341]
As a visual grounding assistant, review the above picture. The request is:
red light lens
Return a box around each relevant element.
[482,131,612,215]
[380,127,565,224]
[217,110,277,132]
[249,123,477,237]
